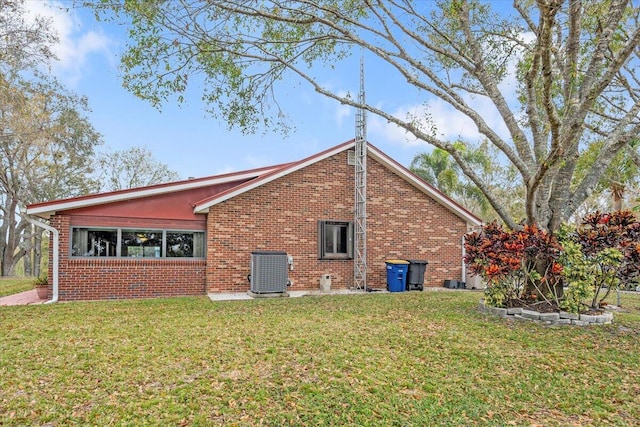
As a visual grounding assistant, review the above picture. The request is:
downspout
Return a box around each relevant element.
[25,217,59,304]
[461,234,466,283]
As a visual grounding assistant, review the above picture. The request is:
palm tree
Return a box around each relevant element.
[411,141,497,220]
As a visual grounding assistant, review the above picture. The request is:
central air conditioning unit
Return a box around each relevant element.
[249,251,289,294]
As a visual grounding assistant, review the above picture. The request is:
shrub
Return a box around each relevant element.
[561,211,640,310]
[558,229,620,313]
[465,212,640,312]
[464,222,563,308]
[33,276,48,287]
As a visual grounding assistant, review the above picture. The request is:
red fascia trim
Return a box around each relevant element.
[26,163,292,212]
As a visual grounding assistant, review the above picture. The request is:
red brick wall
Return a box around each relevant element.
[48,215,206,301]
[206,151,468,292]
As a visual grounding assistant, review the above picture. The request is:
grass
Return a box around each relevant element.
[0,276,36,297]
[1,291,639,426]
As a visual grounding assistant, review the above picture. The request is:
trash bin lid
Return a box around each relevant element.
[407,260,428,264]
[385,259,410,264]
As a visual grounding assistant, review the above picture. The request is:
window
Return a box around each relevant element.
[71,228,205,258]
[166,232,205,257]
[121,230,162,258]
[318,220,353,259]
[72,228,117,257]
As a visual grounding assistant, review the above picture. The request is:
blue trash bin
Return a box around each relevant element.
[385,260,409,292]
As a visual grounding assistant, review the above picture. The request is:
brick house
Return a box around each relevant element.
[26,141,482,301]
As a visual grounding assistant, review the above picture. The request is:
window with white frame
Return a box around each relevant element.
[318,220,353,259]
[71,228,205,258]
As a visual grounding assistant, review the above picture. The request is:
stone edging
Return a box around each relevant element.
[478,300,613,326]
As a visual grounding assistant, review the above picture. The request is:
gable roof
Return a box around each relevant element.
[27,140,482,227]
[26,164,287,219]
[193,140,482,227]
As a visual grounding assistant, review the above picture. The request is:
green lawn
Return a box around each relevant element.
[1,291,639,426]
[0,277,36,297]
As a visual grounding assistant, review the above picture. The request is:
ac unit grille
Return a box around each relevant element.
[250,251,288,293]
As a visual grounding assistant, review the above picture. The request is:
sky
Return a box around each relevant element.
[23,0,507,181]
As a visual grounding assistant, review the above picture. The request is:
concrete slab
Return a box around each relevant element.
[247,291,291,298]
[207,292,254,301]
[288,291,310,298]
[290,289,371,297]
[0,289,46,306]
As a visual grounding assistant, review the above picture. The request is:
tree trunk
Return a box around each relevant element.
[24,240,32,276]
[6,216,31,277]
[611,182,624,212]
[34,230,42,278]
[523,254,564,303]
[0,206,9,277]
[1,197,18,276]
[22,222,33,276]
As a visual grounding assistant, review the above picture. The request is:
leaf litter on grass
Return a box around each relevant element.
[1,292,640,425]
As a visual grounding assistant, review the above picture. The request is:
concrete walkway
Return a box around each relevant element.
[1,285,470,306]
[207,286,472,302]
[0,289,47,306]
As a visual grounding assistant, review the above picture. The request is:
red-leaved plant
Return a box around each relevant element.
[464,222,563,308]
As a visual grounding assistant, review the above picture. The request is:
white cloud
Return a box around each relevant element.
[368,114,417,146]
[368,95,510,148]
[22,1,113,85]
[367,100,477,146]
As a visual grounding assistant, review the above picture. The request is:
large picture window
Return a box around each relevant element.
[318,220,353,260]
[71,228,205,258]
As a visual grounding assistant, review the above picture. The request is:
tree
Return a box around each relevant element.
[574,140,640,214]
[97,146,181,191]
[411,143,488,216]
[0,74,102,276]
[90,0,640,233]
[464,222,564,307]
[0,0,56,74]
[562,211,640,309]
[411,140,524,222]
[0,1,102,276]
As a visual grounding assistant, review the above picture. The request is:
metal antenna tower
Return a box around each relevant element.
[354,53,367,290]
